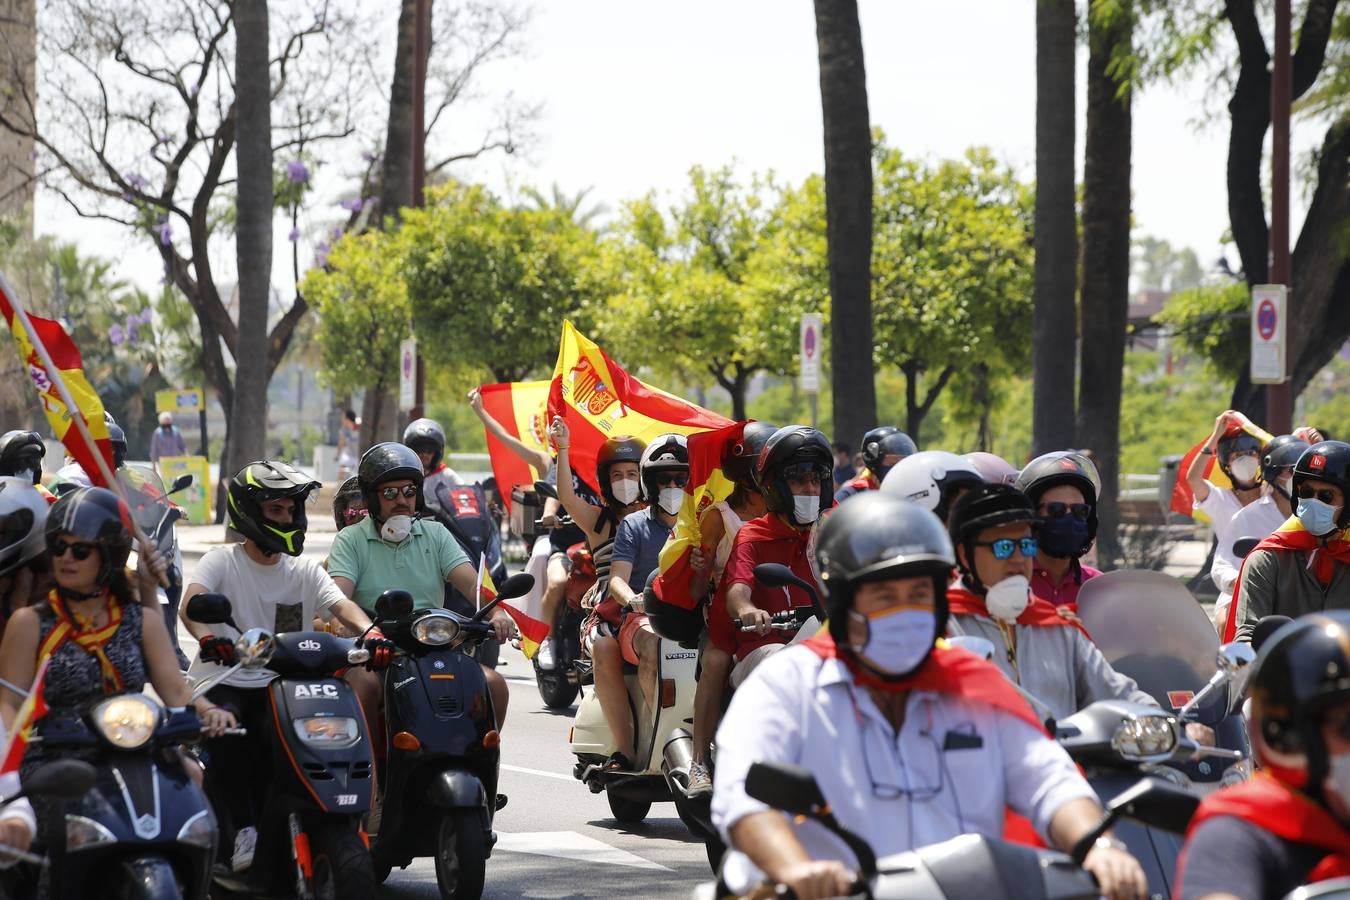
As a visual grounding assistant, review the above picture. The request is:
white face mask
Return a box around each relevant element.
[380,514,414,544]
[611,478,639,505]
[985,574,1031,622]
[1230,456,1260,485]
[657,487,683,516]
[792,494,821,524]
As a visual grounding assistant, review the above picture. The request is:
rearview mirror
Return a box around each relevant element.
[1106,777,1200,834]
[235,628,276,668]
[374,589,415,621]
[185,592,234,627]
[745,761,827,817]
[170,474,194,493]
[22,759,97,801]
[533,480,558,500]
[1233,537,1260,559]
[496,572,535,601]
[949,635,997,661]
[753,563,810,593]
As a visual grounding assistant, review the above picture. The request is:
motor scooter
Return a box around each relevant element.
[185,593,376,900]
[534,539,592,710]
[121,466,195,667]
[363,573,533,900]
[694,759,1199,900]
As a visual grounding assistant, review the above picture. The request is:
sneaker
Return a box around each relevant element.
[687,762,713,798]
[231,826,257,872]
[536,638,556,670]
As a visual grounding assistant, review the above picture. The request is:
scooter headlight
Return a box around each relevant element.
[1111,712,1178,761]
[412,613,460,647]
[293,716,360,748]
[65,814,117,851]
[93,694,160,750]
[176,809,216,849]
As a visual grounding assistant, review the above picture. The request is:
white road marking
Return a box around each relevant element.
[495,830,672,871]
[502,763,575,782]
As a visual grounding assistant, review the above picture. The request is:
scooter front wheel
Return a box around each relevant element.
[536,670,580,710]
[435,809,487,900]
[606,792,651,823]
[310,823,376,900]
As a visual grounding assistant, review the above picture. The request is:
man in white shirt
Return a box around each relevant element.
[712,492,1146,900]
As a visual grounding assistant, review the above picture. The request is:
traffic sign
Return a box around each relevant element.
[154,388,204,414]
[1250,285,1287,385]
[799,313,822,393]
[399,339,418,409]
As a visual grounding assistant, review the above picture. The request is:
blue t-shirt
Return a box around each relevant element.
[612,507,673,591]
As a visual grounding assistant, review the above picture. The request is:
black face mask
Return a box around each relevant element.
[1038,514,1091,559]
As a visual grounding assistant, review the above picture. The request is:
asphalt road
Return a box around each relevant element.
[179,532,712,900]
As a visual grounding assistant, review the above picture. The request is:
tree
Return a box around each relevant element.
[1133,235,1204,292]
[813,0,876,446]
[871,144,1035,440]
[1078,0,1135,564]
[1031,0,1079,455]
[1156,280,1250,382]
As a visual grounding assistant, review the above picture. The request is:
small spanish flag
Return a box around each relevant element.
[478,554,549,660]
[1,657,51,775]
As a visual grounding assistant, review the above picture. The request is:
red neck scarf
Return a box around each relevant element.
[946,586,1091,639]
[38,589,125,693]
[1222,518,1350,641]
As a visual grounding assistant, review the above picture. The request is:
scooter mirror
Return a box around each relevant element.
[1233,537,1261,560]
[170,474,194,493]
[185,592,235,627]
[496,572,536,601]
[235,628,276,668]
[948,635,997,661]
[745,761,827,817]
[1105,777,1200,834]
[533,481,558,500]
[20,759,97,801]
[374,589,415,621]
[1216,641,1257,674]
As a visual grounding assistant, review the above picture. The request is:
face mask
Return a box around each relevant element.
[1326,753,1350,821]
[849,607,935,677]
[792,494,821,524]
[1037,514,1091,558]
[985,574,1031,622]
[1297,498,1341,536]
[380,514,414,544]
[1229,456,1260,486]
[657,487,683,516]
[611,478,639,505]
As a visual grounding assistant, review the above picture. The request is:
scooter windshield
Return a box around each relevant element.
[1076,570,1228,724]
[117,465,170,534]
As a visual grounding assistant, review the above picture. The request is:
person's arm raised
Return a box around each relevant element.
[468,388,551,475]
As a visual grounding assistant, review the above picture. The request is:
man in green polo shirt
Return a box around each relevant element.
[328,442,514,730]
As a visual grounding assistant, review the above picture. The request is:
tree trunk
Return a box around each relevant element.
[377,0,421,223]
[1077,1,1132,565]
[813,0,876,448]
[1031,0,1079,454]
[228,0,273,491]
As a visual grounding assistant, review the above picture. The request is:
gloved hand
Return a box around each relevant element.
[364,628,395,671]
[198,634,236,665]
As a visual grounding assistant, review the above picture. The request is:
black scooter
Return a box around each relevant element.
[26,695,214,899]
[365,573,534,900]
[186,593,377,900]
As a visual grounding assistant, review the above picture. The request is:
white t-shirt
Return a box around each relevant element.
[185,544,346,688]
[1211,494,1290,595]
[1196,479,1246,589]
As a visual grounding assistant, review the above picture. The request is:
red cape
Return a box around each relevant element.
[1221,521,1350,642]
[1176,775,1350,890]
[946,587,1091,639]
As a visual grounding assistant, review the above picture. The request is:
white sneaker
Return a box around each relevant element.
[231,826,257,872]
[536,638,556,670]
[687,762,713,798]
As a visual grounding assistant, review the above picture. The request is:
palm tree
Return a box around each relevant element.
[522,183,609,227]
[813,0,876,447]
[1031,0,1078,455]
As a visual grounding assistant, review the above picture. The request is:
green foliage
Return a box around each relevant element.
[1117,351,1233,472]
[1133,236,1205,292]
[1155,281,1249,383]
[1299,355,1350,440]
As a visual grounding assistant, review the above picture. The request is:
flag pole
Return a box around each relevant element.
[0,273,168,585]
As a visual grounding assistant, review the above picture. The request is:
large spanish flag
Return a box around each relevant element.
[478,380,552,513]
[0,275,114,486]
[1169,420,1275,520]
[547,321,732,487]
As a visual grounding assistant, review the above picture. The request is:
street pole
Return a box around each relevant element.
[408,0,429,423]
[1267,0,1293,434]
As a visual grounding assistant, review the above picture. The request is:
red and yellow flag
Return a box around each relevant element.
[0,278,114,486]
[478,380,552,513]
[1169,420,1275,520]
[0,657,50,775]
[477,561,550,659]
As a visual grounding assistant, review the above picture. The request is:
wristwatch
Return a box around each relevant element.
[1200,446,1214,455]
[1095,835,1128,853]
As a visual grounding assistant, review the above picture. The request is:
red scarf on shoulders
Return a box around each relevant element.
[946,586,1091,639]
[1221,518,1350,642]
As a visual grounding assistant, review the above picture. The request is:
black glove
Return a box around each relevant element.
[364,629,395,671]
[199,634,236,665]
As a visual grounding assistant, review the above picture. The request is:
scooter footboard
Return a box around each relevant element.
[426,770,487,809]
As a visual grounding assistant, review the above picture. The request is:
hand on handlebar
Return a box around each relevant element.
[539,513,562,529]
[199,705,238,738]
[1082,843,1148,900]
[489,608,514,643]
[1184,722,1217,747]
[0,818,33,858]
[363,628,396,671]
[773,859,856,900]
[198,634,236,665]
[738,608,772,636]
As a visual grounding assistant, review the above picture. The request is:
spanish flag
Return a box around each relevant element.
[478,379,554,513]
[478,555,549,659]
[0,276,114,487]
[1169,420,1275,520]
[0,657,50,775]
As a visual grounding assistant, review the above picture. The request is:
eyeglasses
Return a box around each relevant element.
[1039,502,1091,521]
[379,485,420,501]
[974,537,1039,560]
[654,473,688,488]
[853,690,946,801]
[1298,486,1340,505]
[51,539,98,561]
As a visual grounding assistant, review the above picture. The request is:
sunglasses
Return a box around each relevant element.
[379,485,420,501]
[342,507,369,525]
[1298,486,1340,505]
[1039,502,1091,521]
[654,473,688,488]
[51,539,98,561]
[974,537,1039,560]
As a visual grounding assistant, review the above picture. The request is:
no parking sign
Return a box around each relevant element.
[1250,285,1287,384]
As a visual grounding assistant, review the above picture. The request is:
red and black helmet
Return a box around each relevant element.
[721,421,777,487]
[1293,441,1350,528]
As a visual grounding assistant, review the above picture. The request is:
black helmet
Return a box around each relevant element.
[107,423,127,469]
[1293,441,1350,528]
[332,475,365,530]
[1216,427,1264,487]
[1248,611,1350,803]
[1015,450,1100,550]
[0,477,47,578]
[596,435,646,507]
[755,426,834,525]
[815,492,954,676]
[0,431,45,484]
[228,461,320,556]
[358,442,426,518]
[860,426,917,482]
[45,486,134,587]
[402,417,446,471]
[645,569,704,644]
[948,484,1038,590]
[639,433,689,502]
[1261,435,1311,501]
[722,421,777,486]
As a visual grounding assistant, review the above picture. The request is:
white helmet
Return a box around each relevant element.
[639,433,689,502]
[0,476,49,578]
[880,450,983,523]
